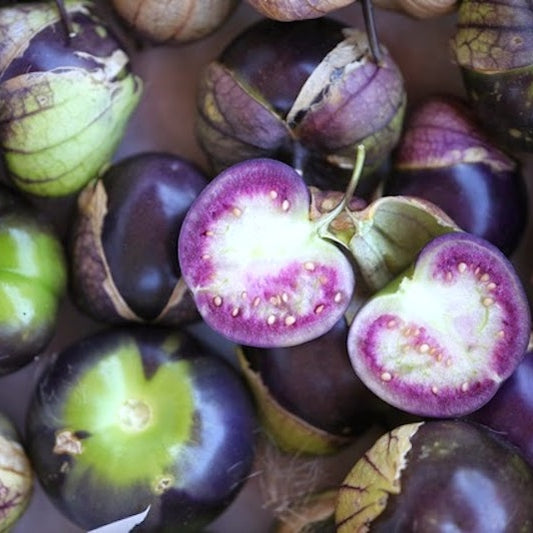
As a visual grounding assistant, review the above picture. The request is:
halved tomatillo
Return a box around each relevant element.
[178,155,361,348]
[347,231,531,417]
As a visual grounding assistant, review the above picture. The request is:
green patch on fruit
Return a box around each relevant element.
[0,222,66,295]
[60,341,195,487]
[0,218,66,331]
[0,274,56,331]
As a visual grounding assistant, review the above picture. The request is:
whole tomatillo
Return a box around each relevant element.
[0,0,142,197]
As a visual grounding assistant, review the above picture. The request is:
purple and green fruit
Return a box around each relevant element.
[178,156,357,348]
[0,0,142,196]
[385,95,528,255]
[25,327,257,532]
[196,16,406,192]
[451,0,533,152]
[3,1,533,531]
[239,317,391,454]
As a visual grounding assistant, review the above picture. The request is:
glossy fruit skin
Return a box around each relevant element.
[242,318,388,437]
[0,184,66,374]
[0,2,120,83]
[70,152,207,325]
[196,17,406,192]
[385,164,527,256]
[384,95,527,256]
[468,350,533,467]
[0,0,142,196]
[336,420,533,532]
[25,327,257,532]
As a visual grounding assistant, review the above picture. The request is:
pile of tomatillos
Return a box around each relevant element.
[1,0,533,531]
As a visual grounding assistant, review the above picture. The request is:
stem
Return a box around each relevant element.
[361,0,383,65]
[55,0,76,41]
[317,144,366,238]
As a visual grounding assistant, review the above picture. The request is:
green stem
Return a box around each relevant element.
[317,144,366,239]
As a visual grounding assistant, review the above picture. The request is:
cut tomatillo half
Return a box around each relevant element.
[347,232,531,417]
[178,149,364,348]
[25,328,256,532]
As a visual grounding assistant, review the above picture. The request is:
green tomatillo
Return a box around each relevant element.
[0,184,67,374]
[0,0,142,197]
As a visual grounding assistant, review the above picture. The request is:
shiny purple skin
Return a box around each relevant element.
[220,17,345,118]
[385,164,527,256]
[71,152,208,324]
[101,153,207,319]
[178,157,355,348]
[355,420,533,532]
[0,4,125,82]
[385,95,527,255]
[242,318,389,437]
[25,327,257,532]
[468,350,533,467]
[347,232,531,418]
[196,17,406,191]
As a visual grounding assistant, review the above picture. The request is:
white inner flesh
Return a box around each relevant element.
[366,270,504,389]
[202,194,336,319]
[207,196,314,273]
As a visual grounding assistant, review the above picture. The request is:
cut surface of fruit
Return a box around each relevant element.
[178,158,355,347]
[347,232,531,417]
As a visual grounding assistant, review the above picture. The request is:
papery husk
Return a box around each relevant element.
[112,0,239,43]
[374,0,457,18]
[246,0,354,21]
[70,180,198,325]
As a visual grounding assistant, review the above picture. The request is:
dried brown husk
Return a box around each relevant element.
[112,0,239,43]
